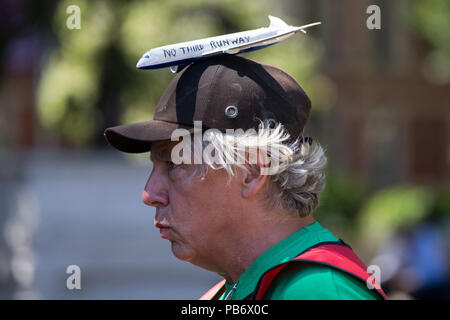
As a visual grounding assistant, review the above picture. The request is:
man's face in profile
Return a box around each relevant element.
[142,140,244,272]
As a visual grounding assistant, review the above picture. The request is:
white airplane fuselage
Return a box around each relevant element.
[136,16,321,71]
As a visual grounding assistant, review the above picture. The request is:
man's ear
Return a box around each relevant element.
[241,163,268,198]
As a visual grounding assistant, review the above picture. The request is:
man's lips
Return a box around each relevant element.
[159,228,171,239]
[154,221,170,229]
[155,221,171,239]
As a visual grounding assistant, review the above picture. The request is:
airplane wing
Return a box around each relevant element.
[201,22,321,57]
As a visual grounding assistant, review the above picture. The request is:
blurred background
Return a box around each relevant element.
[0,0,449,299]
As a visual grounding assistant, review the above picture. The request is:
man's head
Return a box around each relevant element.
[104,55,311,152]
[104,55,326,274]
[142,139,271,272]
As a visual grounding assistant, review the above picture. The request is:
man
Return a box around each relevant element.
[104,55,386,300]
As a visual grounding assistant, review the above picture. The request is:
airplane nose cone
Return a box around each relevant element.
[136,54,151,69]
[136,57,146,69]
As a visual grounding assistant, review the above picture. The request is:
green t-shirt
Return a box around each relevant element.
[218,221,381,300]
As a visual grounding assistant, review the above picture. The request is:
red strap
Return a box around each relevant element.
[199,279,226,300]
[254,243,387,300]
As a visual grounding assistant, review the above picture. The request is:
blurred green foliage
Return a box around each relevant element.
[412,0,450,84]
[315,169,367,240]
[37,0,323,147]
[357,185,434,254]
[317,173,449,258]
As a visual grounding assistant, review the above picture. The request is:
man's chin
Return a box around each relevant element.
[170,242,195,262]
[171,244,220,273]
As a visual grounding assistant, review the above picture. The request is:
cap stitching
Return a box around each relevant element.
[205,64,223,118]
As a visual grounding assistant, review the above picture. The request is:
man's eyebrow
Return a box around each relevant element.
[149,153,162,162]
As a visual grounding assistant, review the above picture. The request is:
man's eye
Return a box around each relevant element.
[166,161,178,170]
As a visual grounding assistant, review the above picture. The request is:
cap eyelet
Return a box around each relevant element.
[265,118,278,129]
[225,105,238,118]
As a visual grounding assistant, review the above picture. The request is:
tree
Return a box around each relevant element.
[37,0,321,147]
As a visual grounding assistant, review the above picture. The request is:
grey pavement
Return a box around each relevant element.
[11,149,221,299]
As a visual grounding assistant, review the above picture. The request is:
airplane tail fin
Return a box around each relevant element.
[268,15,289,28]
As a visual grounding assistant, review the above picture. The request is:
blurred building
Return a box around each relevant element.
[298,0,449,188]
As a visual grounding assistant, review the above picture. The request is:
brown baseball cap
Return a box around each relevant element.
[104,55,311,153]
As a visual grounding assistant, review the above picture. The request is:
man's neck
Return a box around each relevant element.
[218,214,315,284]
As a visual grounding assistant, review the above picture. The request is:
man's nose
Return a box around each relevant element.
[142,171,168,207]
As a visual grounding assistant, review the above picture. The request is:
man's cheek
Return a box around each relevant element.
[170,196,195,223]
[170,180,200,203]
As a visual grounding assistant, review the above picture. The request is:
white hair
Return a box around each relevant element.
[196,121,327,217]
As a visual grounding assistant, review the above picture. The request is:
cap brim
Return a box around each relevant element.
[104,120,194,153]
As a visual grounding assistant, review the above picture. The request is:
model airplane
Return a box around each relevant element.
[136,15,321,73]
